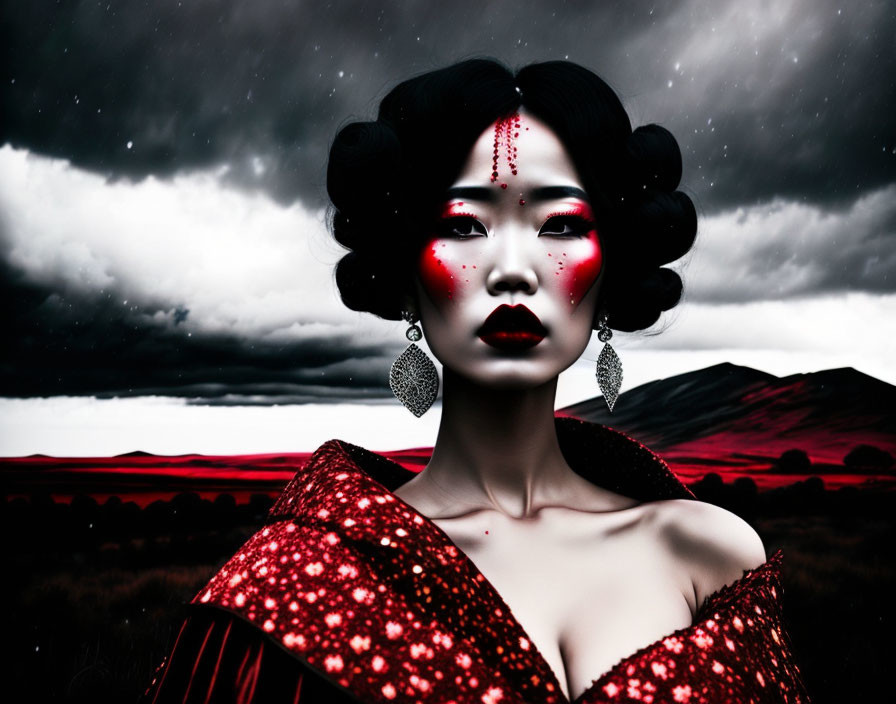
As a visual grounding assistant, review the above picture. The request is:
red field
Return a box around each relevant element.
[5,364,894,503]
[3,442,891,507]
[1,448,432,506]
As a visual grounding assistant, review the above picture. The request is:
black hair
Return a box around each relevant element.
[326,59,696,332]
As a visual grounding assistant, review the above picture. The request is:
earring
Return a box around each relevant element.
[390,311,439,417]
[596,310,623,412]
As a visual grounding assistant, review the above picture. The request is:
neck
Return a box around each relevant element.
[420,368,577,518]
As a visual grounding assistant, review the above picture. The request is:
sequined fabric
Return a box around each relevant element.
[144,419,811,703]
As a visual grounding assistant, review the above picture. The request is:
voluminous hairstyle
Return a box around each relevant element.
[327,59,697,332]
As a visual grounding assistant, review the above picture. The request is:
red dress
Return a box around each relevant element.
[143,418,812,703]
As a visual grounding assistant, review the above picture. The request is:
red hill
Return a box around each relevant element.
[560,363,896,488]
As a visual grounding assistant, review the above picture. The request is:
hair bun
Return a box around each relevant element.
[335,251,405,321]
[607,267,683,331]
[630,190,698,267]
[625,124,682,192]
[327,121,402,216]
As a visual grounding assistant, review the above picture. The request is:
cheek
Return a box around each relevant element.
[551,232,603,307]
[418,240,476,302]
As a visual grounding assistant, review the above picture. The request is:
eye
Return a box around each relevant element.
[438,216,488,238]
[538,215,595,237]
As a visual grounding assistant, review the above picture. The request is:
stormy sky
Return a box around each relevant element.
[1,0,894,453]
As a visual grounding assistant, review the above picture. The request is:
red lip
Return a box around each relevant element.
[477,305,547,351]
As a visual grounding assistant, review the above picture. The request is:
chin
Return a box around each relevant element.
[443,356,572,391]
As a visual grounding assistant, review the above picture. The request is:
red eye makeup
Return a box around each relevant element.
[440,201,475,219]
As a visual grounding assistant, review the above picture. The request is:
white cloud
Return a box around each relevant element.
[0,145,395,345]
[686,185,896,302]
[643,293,895,356]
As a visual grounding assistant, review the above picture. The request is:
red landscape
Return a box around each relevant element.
[6,364,895,704]
[1,448,430,506]
[3,364,894,504]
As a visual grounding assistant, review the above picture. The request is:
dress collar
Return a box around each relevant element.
[271,417,693,523]
[262,417,698,701]
[207,417,783,704]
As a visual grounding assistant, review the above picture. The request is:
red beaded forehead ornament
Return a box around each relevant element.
[491,112,528,207]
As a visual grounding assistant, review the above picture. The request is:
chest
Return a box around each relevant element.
[434,510,696,701]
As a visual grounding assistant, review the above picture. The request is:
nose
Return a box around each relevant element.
[485,231,539,296]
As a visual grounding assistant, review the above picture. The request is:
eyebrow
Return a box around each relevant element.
[444,185,590,203]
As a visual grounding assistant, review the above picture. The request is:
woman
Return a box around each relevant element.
[144,60,811,703]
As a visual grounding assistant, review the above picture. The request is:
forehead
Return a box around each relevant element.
[451,111,583,190]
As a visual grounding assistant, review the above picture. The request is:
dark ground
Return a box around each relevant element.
[4,480,894,703]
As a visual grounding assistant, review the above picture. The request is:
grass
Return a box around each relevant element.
[756,514,895,702]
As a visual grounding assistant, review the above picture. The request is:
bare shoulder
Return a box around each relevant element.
[651,499,767,609]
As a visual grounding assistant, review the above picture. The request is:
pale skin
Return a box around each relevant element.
[394,112,766,701]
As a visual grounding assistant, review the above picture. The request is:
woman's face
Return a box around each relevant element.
[415,111,603,389]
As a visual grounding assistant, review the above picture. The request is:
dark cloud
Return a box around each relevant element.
[773,190,896,295]
[3,0,893,210]
[674,0,896,210]
[3,0,895,404]
[0,258,395,401]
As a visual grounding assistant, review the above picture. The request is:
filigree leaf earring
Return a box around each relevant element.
[596,310,623,412]
[390,311,439,417]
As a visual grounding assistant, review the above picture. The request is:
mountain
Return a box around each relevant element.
[560,363,896,471]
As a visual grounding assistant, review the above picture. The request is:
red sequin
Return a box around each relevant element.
[145,420,811,703]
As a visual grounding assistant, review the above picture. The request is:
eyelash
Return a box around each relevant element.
[438,214,488,238]
[539,213,596,237]
[437,211,595,238]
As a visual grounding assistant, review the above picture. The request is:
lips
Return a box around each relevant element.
[477,305,547,351]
